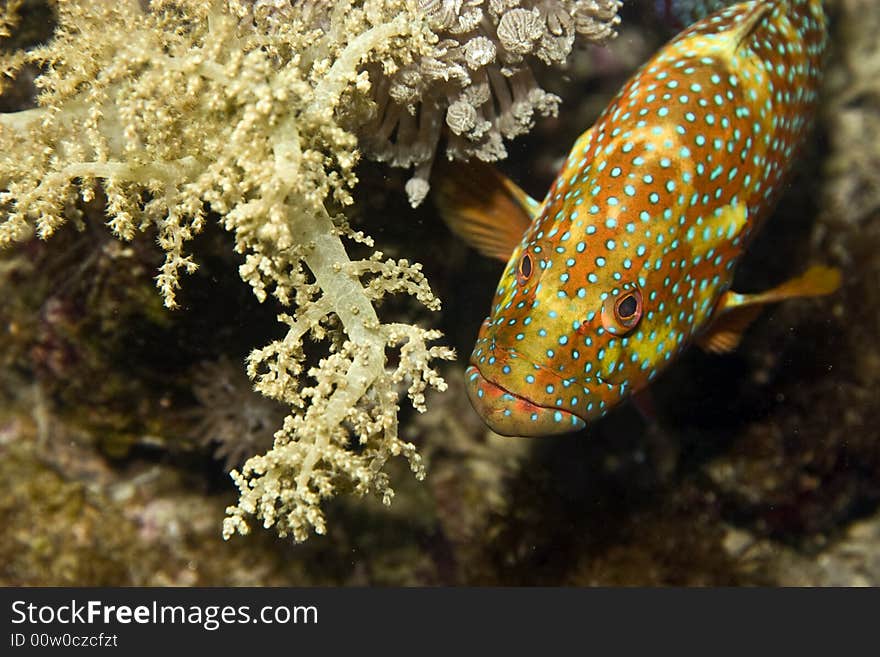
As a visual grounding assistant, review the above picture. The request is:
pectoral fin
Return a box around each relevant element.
[697,303,765,354]
[698,264,842,354]
[434,158,538,262]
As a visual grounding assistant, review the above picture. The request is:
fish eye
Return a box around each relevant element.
[517,252,533,284]
[601,287,643,335]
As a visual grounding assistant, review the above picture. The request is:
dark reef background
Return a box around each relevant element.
[1,0,878,585]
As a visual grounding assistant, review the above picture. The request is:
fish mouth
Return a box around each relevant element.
[465,365,586,437]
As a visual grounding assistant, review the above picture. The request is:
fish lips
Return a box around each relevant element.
[465,364,587,437]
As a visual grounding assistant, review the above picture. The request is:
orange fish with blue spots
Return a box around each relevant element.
[438,0,840,436]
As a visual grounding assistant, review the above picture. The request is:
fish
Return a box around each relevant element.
[436,0,841,437]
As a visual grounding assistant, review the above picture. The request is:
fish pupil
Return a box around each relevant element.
[617,294,638,318]
[519,253,532,280]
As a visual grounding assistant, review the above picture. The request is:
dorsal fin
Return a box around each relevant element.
[680,2,772,58]
[433,158,537,262]
[728,2,772,51]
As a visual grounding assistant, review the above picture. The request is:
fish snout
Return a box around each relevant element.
[465,365,586,437]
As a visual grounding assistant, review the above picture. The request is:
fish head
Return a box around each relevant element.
[466,221,657,436]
